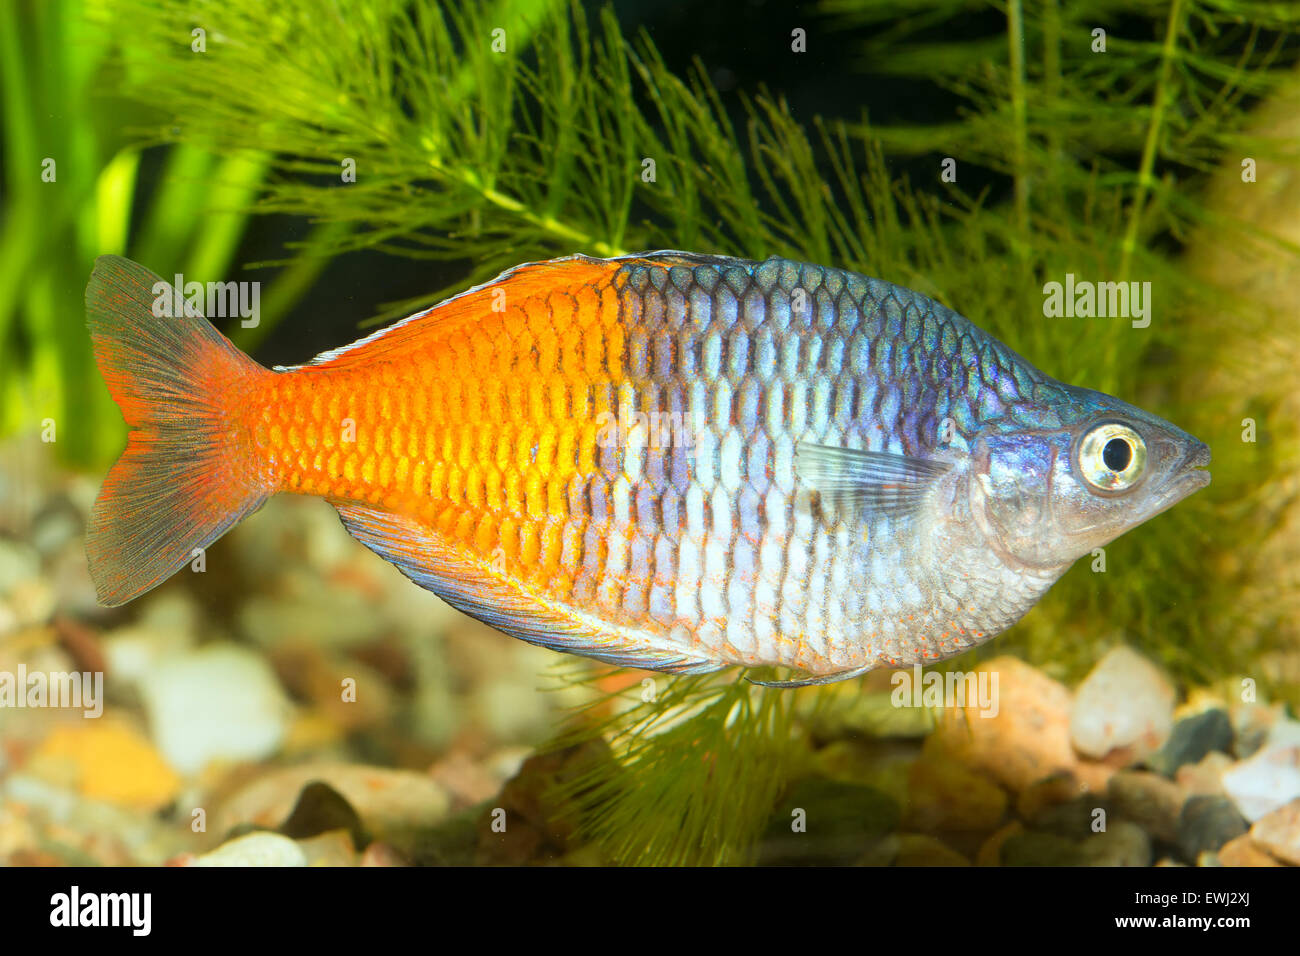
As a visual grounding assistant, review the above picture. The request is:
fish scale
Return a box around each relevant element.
[85,252,1211,682]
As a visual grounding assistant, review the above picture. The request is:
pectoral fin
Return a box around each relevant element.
[795,442,951,520]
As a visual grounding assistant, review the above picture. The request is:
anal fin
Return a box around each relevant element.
[333,502,723,675]
[747,665,874,689]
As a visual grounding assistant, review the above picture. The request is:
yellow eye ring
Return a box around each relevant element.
[1078,423,1146,491]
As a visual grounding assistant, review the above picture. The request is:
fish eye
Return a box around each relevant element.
[1078,422,1146,492]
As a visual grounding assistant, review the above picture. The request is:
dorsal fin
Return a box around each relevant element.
[294,255,620,371]
[332,502,724,675]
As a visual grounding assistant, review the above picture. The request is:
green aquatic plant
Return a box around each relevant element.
[0,0,314,466]
[545,665,808,866]
[1,0,129,467]
[32,0,1300,864]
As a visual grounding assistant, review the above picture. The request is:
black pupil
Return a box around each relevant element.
[1103,437,1132,472]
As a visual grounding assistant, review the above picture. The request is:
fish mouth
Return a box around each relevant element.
[1184,441,1212,470]
[1160,440,1211,504]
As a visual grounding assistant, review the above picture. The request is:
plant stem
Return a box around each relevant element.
[1007,0,1030,254]
[445,161,629,258]
[1121,0,1184,280]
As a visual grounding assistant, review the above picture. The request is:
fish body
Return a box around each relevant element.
[85,252,1209,681]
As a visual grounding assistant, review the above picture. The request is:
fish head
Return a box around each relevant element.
[969,385,1210,571]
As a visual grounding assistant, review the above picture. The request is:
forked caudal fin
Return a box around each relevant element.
[84,255,273,606]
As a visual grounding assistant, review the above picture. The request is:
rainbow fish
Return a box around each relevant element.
[85,252,1209,686]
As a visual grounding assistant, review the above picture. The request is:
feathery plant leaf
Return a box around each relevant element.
[97,0,956,315]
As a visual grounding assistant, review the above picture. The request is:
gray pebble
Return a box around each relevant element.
[1177,795,1248,862]
[1145,709,1233,776]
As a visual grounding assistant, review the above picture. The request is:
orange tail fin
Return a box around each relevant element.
[84,255,273,606]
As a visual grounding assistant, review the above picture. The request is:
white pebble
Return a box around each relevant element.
[1070,646,1175,759]
[1222,742,1300,822]
[192,832,306,867]
[140,643,293,775]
